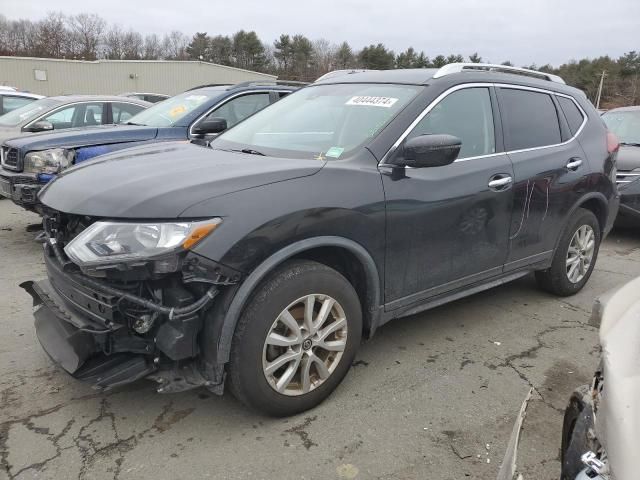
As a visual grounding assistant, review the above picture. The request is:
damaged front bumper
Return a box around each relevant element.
[24,243,237,393]
[0,170,44,211]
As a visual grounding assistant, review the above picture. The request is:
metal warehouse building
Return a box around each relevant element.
[0,56,276,96]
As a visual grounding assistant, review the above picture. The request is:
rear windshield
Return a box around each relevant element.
[214,83,422,159]
[0,98,61,127]
[126,90,219,127]
[602,110,640,145]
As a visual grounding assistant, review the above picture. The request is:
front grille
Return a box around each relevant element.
[1,146,19,170]
[616,170,640,185]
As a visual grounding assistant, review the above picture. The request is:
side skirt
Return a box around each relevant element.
[380,270,531,326]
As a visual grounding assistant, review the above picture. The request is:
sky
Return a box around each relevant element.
[4,0,639,67]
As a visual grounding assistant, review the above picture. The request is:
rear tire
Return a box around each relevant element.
[228,260,362,416]
[536,208,600,296]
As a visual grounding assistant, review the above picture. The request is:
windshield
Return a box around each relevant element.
[602,110,640,145]
[214,83,422,159]
[0,98,61,127]
[126,90,219,127]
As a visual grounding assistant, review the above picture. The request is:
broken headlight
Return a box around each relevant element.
[64,219,221,268]
[23,148,75,174]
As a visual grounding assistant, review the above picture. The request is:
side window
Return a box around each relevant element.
[84,104,103,125]
[557,96,585,136]
[207,93,271,128]
[406,87,495,159]
[112,102,145,124]
[3,96,36,114]
[42,103,104,129]
[42,105,77,128]
[499,89,562,150]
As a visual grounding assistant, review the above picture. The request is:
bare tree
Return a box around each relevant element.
[35,12,69,58]
[68,13,105,60]
[143,34,162,59]
[122,30,143,59]
[162,30,188,60]
[104,25,124,59]
[312,38,337,77]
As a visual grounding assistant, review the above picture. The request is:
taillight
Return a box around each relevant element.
[607,131,620,154]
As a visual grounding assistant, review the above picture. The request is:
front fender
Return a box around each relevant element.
[209,236,382,365]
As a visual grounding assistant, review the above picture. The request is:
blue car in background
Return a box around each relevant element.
[0,81,299,213]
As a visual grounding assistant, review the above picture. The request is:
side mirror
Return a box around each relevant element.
[393,134,461,168]
[24,120,54,133]
[192,117,227,135]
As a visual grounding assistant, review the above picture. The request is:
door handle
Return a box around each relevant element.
[566,158,583,171]
[488,176,513,189]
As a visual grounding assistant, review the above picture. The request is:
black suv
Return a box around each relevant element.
[24,64,619,416]
[0,82,297,212]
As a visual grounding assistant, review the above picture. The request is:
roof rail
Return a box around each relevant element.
[315,70,369,82]
[433,63,565,84]
[230,79,309,89]
[187,83,230,91]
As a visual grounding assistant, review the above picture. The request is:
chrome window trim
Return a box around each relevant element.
[188,89,291,138]
[379,82,588,166]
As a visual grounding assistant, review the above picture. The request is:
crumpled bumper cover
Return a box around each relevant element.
[21,279,155,389]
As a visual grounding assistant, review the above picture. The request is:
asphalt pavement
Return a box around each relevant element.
[1,199,638,480]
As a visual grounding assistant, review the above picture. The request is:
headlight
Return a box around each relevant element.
[64,219,221,267]
[24,148,74,174]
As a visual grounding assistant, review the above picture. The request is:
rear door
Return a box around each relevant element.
[497,86,588,271]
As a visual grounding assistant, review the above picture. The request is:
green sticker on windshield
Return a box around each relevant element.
[326,147,344,158]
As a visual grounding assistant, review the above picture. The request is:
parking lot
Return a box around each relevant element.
[0,199,637,480]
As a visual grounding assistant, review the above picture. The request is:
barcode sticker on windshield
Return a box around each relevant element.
[346,96,398,108]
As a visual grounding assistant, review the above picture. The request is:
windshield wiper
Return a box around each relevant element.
[218,148,266,156]
[125,121,147,126]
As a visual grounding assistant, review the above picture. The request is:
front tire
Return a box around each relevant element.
[228,260,362,416]
[536,208,600,296]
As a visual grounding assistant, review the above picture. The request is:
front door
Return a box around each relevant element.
[381,86,514,307]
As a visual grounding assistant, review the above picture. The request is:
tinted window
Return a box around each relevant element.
[112,102,146,123]
[407,87,495,159]
[558,96,585,136]
[2,96,36,114]
[208,93,271,128]
[500,89,561,150]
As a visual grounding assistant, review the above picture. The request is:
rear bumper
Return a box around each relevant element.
[0,170,43,211]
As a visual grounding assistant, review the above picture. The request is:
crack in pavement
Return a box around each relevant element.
[491,322,595,413]
[1,391,195,479]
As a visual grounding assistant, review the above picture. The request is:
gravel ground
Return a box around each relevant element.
[0,199,638,480]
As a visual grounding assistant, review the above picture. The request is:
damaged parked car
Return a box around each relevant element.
[0,82,297,212]
[24,64,619,416]
[0,95,150,209]
[560,276,640,480]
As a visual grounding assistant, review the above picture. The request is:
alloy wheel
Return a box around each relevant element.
[566,225,595,283]
[262,294,348,396]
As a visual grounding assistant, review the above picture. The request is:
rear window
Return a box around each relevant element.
[557,96,585,136]
[499,89,562,150]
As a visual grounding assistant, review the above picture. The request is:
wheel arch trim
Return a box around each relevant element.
[215,236,382,364]
[553,192,609,254]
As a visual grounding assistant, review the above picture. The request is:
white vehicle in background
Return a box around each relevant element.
[559,277,640,480]
[0,87,44,116]
[497,278,640,480]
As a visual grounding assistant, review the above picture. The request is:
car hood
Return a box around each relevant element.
[3,125,159,151]
[0,126,22,145]
[616,145,640,171]
[39,142,326,218]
